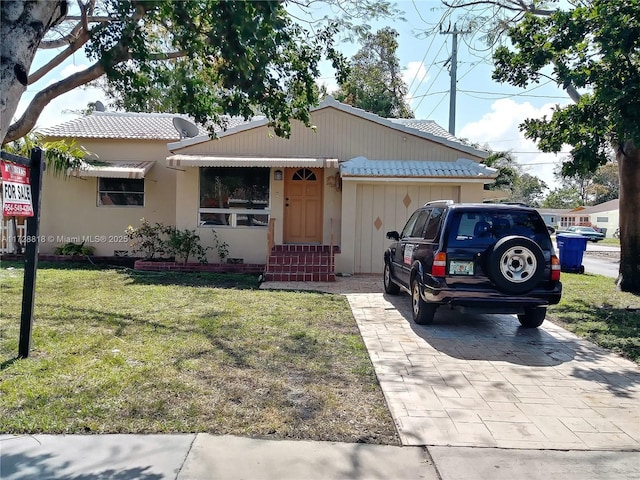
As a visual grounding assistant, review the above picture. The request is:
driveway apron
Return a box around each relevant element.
[346,291,640,450]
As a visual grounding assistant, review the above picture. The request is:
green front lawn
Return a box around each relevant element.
[0,263,398,443]
[549,273,640,363]
[599,237,620,246]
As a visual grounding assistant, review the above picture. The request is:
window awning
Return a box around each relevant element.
[72,161,155,179]
[167,155,339,169]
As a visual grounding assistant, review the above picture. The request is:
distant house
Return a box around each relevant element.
[559,199,620,237]
[4,96,498,276]
[536,208,569,230]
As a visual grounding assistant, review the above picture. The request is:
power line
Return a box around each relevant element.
[517,161,565,165]
[460,85,567,100]
[406,90,450,100]
[410,88,567,100]
[406,29,438,96]
[411,40,448,109]
[508,151,571,155]
[424,92,449,119]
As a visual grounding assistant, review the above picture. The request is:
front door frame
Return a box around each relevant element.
[283,167,323,243]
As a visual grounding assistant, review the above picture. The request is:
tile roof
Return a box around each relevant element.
[388,118,460,143]
[569,198,619,214]
[339,156,497,179]
[40,112,257,140]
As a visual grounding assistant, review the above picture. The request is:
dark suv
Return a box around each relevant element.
[383,200,562,328]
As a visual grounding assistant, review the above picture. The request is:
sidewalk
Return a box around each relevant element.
[1,433,434,480]
[2,432,638,480]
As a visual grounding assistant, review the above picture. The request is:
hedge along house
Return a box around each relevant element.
[39,96,494,278]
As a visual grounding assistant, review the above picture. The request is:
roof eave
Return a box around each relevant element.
[340,175,496,183]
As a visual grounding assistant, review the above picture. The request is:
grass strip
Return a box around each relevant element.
[549,273,640,363]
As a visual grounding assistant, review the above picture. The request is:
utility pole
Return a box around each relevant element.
[440,24,465,136]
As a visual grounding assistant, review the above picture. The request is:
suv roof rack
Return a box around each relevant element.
[423,199,455,207]
[496,202,531,207]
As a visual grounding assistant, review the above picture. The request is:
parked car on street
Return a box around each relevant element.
[383,200,562,328]
[563,226,606,242]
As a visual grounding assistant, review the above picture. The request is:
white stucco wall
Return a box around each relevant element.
[39,139,177,256]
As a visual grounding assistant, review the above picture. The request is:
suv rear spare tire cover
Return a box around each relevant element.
[486,235,545,294]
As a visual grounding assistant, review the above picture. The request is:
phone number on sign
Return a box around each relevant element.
[3,204,33,216]
[7,235,131,243]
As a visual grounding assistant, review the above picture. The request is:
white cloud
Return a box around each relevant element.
[404,61,428,90]
[403,61,429,106]
[459,98,571,189]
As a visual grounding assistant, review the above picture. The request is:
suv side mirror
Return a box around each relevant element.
[386,231,400,241]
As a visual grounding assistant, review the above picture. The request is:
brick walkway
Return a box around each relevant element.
[261,276,640,450]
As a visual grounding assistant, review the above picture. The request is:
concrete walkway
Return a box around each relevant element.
[348,293,639,450]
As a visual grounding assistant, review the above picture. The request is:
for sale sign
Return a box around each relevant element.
[1,161,34,217]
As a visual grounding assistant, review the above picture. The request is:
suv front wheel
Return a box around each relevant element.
[411,278,437,325]
[383,262,400,294]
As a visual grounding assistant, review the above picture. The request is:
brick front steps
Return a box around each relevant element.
[264,245,338,282]
[134,260,264,274]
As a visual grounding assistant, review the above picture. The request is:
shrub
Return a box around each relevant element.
[54,242,95,256]
[125,218,170,260]
[211,229,229,261]
[125,219,216,264]
[165,227,209,264]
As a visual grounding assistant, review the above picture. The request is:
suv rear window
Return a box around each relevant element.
[447,210,551,249]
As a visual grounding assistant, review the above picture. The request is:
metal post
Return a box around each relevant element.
[448,31,458,136]
[441,25,465,136]
[18,148,44,358]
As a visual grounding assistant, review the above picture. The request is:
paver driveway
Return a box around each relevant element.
[348,291,640,450]
[262,276,640,451]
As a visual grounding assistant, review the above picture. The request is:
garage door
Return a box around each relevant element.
[353,183,460,274]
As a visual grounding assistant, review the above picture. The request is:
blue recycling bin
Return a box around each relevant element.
[556,233,588,273]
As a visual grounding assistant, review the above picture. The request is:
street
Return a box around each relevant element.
[553,241,620,279]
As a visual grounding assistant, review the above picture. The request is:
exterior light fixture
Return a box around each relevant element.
[274,169,283,181]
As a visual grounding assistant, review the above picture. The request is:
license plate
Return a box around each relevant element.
[449,260,474,276]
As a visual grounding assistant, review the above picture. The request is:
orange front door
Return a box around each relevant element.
[283,167,323,243]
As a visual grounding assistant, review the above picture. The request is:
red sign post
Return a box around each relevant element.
[0,148,44,358]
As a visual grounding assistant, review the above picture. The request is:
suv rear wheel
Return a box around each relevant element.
[411,278,437,325]
[517,307,546,328]
[486,236,545,295]
[383,262,400,294]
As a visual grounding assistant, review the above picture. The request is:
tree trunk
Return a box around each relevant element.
[0,1,64,144]
[616,140,640,293]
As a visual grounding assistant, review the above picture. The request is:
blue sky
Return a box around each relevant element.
[16,0,574,188]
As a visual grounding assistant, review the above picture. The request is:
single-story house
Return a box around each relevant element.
[559,199,620,237]
[536,208,569,230]
[11,96,495,277]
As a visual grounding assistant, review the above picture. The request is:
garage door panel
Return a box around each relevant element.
[354,184,460,274]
